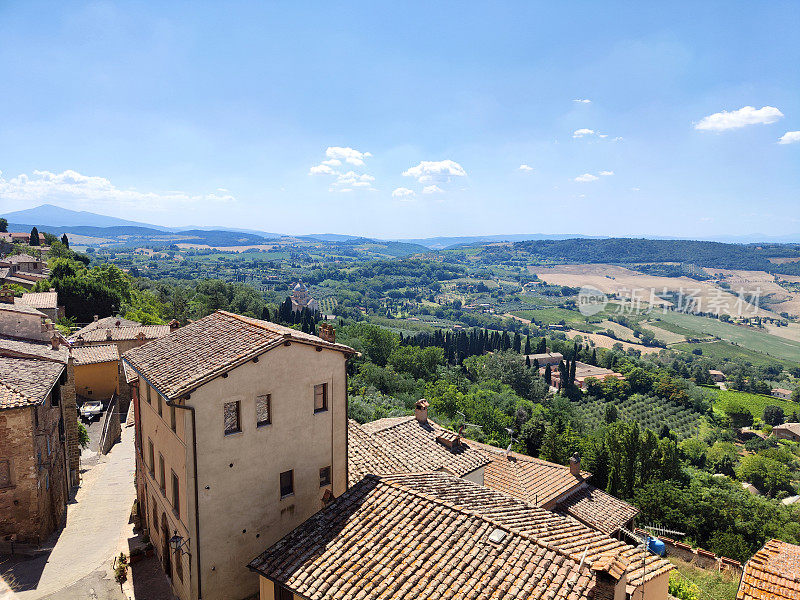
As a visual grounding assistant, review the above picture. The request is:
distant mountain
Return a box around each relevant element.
[1,204,171,230]
[398,233,607,250]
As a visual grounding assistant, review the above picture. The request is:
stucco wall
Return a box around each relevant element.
[628,571,669,600]
[0,310,49,342]
[75,361,119,400]
[191,341,348,600]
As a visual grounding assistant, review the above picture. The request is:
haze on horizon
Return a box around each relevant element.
[0,2,798,240]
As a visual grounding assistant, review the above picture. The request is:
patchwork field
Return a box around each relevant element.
[673,341,794,368]
[659,311,800,363]
[566,329,661,354]
[532,263,774,317]
[713,268,800,316]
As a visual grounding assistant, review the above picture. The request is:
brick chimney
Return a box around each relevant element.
[318,323,335,343]
[569,452,581,476]
[590,554,627,600]
[51,335,60,350]
[93,315,99,322]
[415,399,429,423]
[105,328,113,341]
[169,319,180,331]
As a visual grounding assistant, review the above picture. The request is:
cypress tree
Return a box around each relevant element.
[29,227,40,246]
[544,363,552,385]
[569,358,577,385]
[524,336,531,355]
[525,355,531,368]
[61,233,69,248]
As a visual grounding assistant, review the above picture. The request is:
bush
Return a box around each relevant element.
[669,572,700,600]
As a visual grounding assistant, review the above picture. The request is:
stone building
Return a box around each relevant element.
[0,355,71,545]
[289,281,319,313]
[122,310,355,600]
[14,290,64,322]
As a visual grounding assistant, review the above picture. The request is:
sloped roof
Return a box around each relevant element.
[123,311,354,400]
[0,302,47,317]
[465,438,590,507]
[384,473,672,588]
[72,316,141,338]
[74,324,171,343]
[737,539,800,600]
[0,335,69,363]
[72,344,119,366]
[356,416,490,478]
[249,473,596,600]
[0,356,64,410]
[774,422,800,436]
[122,359,138,384]
[556,486,640,534]
[347,419,410,485]
[6,254,41,263]
[15,292,58,309]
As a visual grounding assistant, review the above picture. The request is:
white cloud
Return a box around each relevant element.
[402,160,467,184]
[631,187,640,192]
[325,146,372,166]
[599,170,614,177]
[0,169,233,212]
[422,185,444,194]
[330,171,375,191]
[573,128,596,138]
[778,131,800,145]
[309,164,337,175]
[695,106,784,131]
[391,187,416,199]
[574,98,591,104]
[321,159,341,167]
[519,164,534,172]
[574,173,599,183]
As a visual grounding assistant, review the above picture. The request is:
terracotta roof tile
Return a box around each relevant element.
[71,316,141,338]
[352,416,490,479]
[0,302,47,317]
[15,292,58,309]
[737,539,800,600]
[71,344,119,366]
[347,420,410,485]
[0,356,64,409]
[556,486,640,535]
[123,311,354,400]
[0,336,69,363]
[74,324,171,343]
[249,473,596,600]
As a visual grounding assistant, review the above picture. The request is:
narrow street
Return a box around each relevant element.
[0,422,136,599]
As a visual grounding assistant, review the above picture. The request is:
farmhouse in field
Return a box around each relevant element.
[773,422,800,442]
[542,360,625,390]
[526,351,563,366]
[709,369,726,382]
[771,387,793,400]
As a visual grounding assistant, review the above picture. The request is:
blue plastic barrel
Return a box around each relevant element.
[647,537,666,556]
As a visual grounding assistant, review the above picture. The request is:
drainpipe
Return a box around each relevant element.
[168,399,202,600]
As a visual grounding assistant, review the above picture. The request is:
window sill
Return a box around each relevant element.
[257,422,271,429]
[280,492,294,500]
[224,430,242,437]
[313,408,328,414]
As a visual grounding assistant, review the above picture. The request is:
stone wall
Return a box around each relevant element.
[635,529,743,576]
[61,358,80,487]
[99,397,121,455]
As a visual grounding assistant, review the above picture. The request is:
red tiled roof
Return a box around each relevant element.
[123,311,354,400]
[556,486,640,535]
[737,539,800,600]
[74,324,171,343]
[15,291,58,309]
[71,344,119,366]
[0,356,65,410]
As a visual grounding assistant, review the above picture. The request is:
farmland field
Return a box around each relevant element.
[672,341,796,368]
[708,389,799,420]
[658,311,800,362]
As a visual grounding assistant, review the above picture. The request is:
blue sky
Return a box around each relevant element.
[0,2,798,239]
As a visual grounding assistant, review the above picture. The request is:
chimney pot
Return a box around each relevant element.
[106,328,113,340]
[415,399,429,423]
[51,336,60,350]
[569,452,581,476]
[93,315,99,322]
[318,323,336,343]
[169,319,180,331]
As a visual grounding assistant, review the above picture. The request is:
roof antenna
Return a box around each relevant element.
[455,411,483,435]
[504,427,517,458]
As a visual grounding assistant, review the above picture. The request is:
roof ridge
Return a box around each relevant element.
[374,473,604,570]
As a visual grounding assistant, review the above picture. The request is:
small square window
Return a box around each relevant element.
[256,394,271,427]
[319,466,331,487]
[159,453,166,492]
[314,383,328,413]
[224,401,241,435]
[280,470,294,498]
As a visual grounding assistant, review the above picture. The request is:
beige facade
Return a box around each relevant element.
[129,335,349,600]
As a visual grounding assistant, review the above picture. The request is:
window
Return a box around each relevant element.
[152,499,158,536]
[319,466,331,487]
[158,395,163,417]
[146,385,151,404]
[314,383,328,413]
[171,471,180,518]
[159,453,165,492]
[276,584,293,600]
[175,548,184,582]
[0,460,11,488]
[147,438,156,477]
[224,401,240,435]
[279,470,294,498]
[148,439,155,476]
[51,384,60,406]
[170,405,176,432]
[256,394,271,427]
